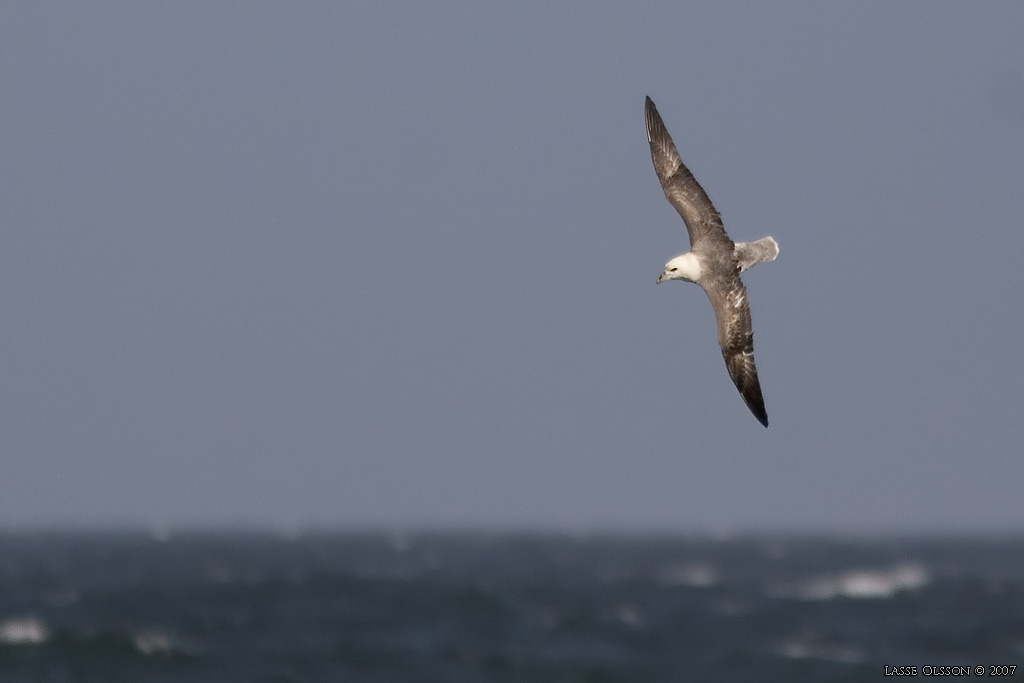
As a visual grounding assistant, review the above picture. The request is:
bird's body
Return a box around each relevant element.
[645,96,778,427]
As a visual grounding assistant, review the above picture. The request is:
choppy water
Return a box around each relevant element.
[0,532,1021,682]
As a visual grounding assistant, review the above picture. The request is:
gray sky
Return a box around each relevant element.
[3,3,1023,533]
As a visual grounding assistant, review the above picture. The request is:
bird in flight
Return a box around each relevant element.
[645,96,779,427]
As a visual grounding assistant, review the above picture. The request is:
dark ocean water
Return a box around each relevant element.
[0,532,1021,682]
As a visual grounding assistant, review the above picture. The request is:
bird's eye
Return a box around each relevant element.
[669,267,678,272]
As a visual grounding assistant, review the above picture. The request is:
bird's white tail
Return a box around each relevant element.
[734,236,779,272]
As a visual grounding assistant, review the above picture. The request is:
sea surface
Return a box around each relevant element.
[0,532,1021,682]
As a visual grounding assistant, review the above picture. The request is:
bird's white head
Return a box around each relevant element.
[656,252,702,284]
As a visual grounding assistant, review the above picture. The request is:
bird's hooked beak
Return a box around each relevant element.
[656,271,668,285]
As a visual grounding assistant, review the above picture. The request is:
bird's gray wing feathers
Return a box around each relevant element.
[645,96,731,249]
[706,277,769,427]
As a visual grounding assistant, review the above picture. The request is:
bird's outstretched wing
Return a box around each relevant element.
[706,276,769,427]
[645,96,731,249]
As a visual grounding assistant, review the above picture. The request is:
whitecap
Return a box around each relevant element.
[778,635,865,664]
[771,563,929,600]
[658,562,718,588]
[132,631,180,657]
[0,617,49,645]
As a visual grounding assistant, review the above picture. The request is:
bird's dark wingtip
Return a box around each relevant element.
[737,377,769,428]
[644,97,665,142]
[748,398,769,427]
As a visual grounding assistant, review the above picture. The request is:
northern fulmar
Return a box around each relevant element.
[645,96,779,427]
